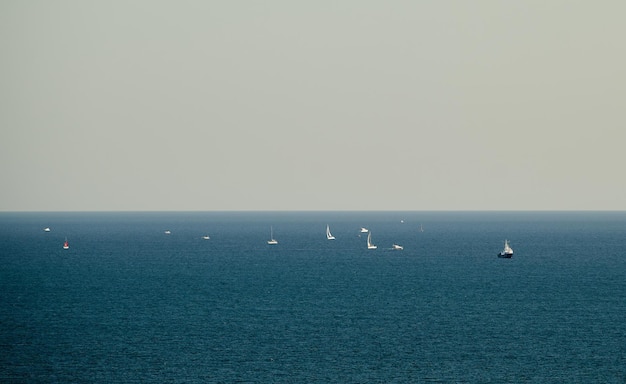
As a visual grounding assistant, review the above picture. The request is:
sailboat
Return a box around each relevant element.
[267,226,278,245]
[326,224,335,240]
[419,223,424,233]
[63,238,69,250]
[498,240,513,258]
[367,231,377,250]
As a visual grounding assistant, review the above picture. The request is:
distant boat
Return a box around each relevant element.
[498,240,513,258]
[164,230,171,235]
[367,231,377,250]
[392,244,404,250]
[267,226,278,245]
[360,227,369,233]
[326,224,335,240]
[202,235,210,240]
[44,227,51,232]
[419,224,424,233]
[63,238,69,250]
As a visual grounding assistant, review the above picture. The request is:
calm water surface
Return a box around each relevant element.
[1,211,625,382]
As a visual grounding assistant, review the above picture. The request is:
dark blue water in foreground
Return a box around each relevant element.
[1,211,625,383]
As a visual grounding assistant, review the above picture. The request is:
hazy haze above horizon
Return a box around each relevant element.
[2,1,625,211]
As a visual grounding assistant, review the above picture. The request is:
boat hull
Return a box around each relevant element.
[498,253,513,258]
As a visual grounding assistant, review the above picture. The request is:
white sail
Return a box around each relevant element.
[326,224,335,240]
[498,239,513,257]
[267,226,278,244]
[367,231,377,249]
[503,240,513,254]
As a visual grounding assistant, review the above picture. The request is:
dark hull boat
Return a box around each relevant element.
[498,240,513,258]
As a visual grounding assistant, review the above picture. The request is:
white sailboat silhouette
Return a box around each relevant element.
[267,226,278,245]
[326,224,335,240]
[367,231,377,250]
[498,239,513,258]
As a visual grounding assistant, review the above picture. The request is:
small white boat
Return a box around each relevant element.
[498,240,513,258]
[202,235,210,240]
[326,224,335,240]
[367,232,377,250]
[419,224,424,233]
[360,227,369,233]
[267,226,278,245]
[392,244,404,250]
[164,230,171,235]
[44,227,51,232]
[63,238,69,250]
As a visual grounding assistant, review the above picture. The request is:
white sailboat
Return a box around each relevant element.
[267,226,278,245]
[367,231,377,250]
[498,240,513,258]
[326,224,335,240]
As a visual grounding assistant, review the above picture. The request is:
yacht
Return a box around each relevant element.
[498,240,513,258]
[326,225,335,240]
[367,232,377,250]
[267,226,278,245]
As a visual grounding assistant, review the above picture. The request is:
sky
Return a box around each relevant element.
[1,1,625,211]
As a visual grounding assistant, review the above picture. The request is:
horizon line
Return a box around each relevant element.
[2,209,625,214]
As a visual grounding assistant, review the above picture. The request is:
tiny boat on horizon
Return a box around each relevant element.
[367,232,377,250]
[498,240,513,258]
[44,227,51,232]
[267,226,278,245]
[326,224,335,240]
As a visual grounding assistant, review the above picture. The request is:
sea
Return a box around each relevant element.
[1,211,625,383]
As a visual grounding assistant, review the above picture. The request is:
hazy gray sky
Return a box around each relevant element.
[2,1,625,211]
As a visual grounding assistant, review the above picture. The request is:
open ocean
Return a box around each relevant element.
[1,211,625,383]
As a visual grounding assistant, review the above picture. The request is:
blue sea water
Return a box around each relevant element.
[1,211,625,383]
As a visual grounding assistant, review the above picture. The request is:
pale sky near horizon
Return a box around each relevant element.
[1,1,625,211]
